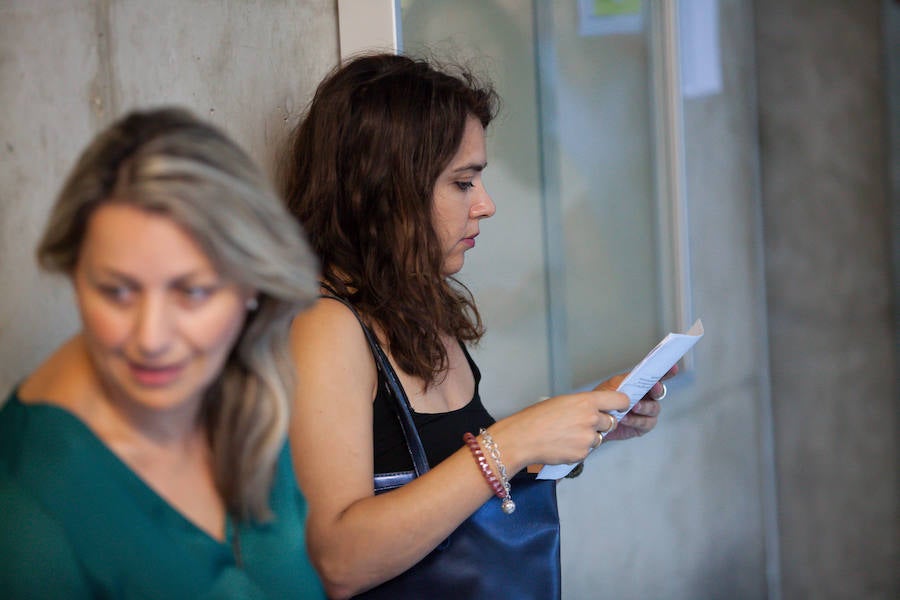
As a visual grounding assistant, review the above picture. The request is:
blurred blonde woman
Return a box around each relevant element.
[0,107,325,599]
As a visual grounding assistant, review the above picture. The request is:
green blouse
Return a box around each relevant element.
[0,390,324,599]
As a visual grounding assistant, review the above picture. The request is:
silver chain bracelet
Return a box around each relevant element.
[479,428,515,514]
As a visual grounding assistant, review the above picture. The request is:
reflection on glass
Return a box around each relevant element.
[547,1,659,387]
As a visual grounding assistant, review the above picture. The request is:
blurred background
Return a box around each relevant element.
[1,1,896,598]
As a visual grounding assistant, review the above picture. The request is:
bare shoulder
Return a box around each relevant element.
[18,336,89,407]
[289,297,377,390]
[290,296,369,351]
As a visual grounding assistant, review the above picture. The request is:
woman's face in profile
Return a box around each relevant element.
[73,203,251,415]
[431,115,496,276]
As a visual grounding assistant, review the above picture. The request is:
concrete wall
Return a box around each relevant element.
[755,1,898,598]
[0,0,339,390]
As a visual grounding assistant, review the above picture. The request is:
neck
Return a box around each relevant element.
[107,391,204,448]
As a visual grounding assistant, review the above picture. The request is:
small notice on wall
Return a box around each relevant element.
[679,0,723,98]
[578,0,643,36]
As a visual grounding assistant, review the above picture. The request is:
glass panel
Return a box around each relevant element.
[400,0,661,392]
[546,1,660,386]
[401,0,553,411]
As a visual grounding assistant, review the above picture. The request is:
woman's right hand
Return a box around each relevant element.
[488,389,630,472]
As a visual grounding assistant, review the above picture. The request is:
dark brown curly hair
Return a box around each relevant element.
[280,53,500,386]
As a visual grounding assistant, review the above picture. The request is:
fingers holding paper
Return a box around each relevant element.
[646,367,677,400]
[598,364,678,442]
[492,389,631,467]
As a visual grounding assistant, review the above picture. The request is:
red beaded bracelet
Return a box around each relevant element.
[463,432,506,499]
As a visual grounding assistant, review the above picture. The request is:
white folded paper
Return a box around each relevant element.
[537,319,704,480]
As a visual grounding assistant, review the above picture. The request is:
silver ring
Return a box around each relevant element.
[593,431,604,449]
[655,383,668,401]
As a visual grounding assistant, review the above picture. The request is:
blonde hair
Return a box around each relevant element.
[38,107,319,521]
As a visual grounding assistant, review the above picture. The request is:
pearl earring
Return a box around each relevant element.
[245,297,259,311]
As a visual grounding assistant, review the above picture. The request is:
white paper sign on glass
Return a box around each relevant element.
[537,319,704,480]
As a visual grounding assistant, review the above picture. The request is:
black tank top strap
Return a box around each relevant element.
[374,342,494,472]
[318,290,494,472]
[458,341,481,385]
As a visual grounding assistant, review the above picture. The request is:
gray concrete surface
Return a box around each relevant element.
[755,0,898,598]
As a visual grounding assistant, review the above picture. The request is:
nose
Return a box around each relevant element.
[134,294,173,357]
[471,186,496,219]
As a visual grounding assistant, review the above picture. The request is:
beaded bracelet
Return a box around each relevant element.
[478,428,516,515]
[463,432,505,499]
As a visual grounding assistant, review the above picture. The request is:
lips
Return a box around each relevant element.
[127,360,186,387]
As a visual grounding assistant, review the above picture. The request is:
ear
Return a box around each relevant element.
[243,288,260,312]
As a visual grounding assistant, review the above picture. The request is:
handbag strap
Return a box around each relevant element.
[320,294,431,477]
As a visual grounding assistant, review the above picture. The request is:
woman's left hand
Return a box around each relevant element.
[594,364,678,441]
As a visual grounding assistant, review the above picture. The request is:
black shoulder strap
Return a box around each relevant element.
[320,295,430,477]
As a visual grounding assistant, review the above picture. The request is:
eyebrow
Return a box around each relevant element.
[450,162,487,174]
[91,266,215,284]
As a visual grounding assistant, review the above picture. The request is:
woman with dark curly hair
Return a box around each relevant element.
[283,53,674,599]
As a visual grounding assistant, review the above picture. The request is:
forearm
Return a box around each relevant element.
[306,447,497,598]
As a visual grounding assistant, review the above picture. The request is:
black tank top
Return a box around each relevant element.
[373,343,495,472]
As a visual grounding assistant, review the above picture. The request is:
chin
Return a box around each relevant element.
[119,382,198,411]
[442,259,465,276]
